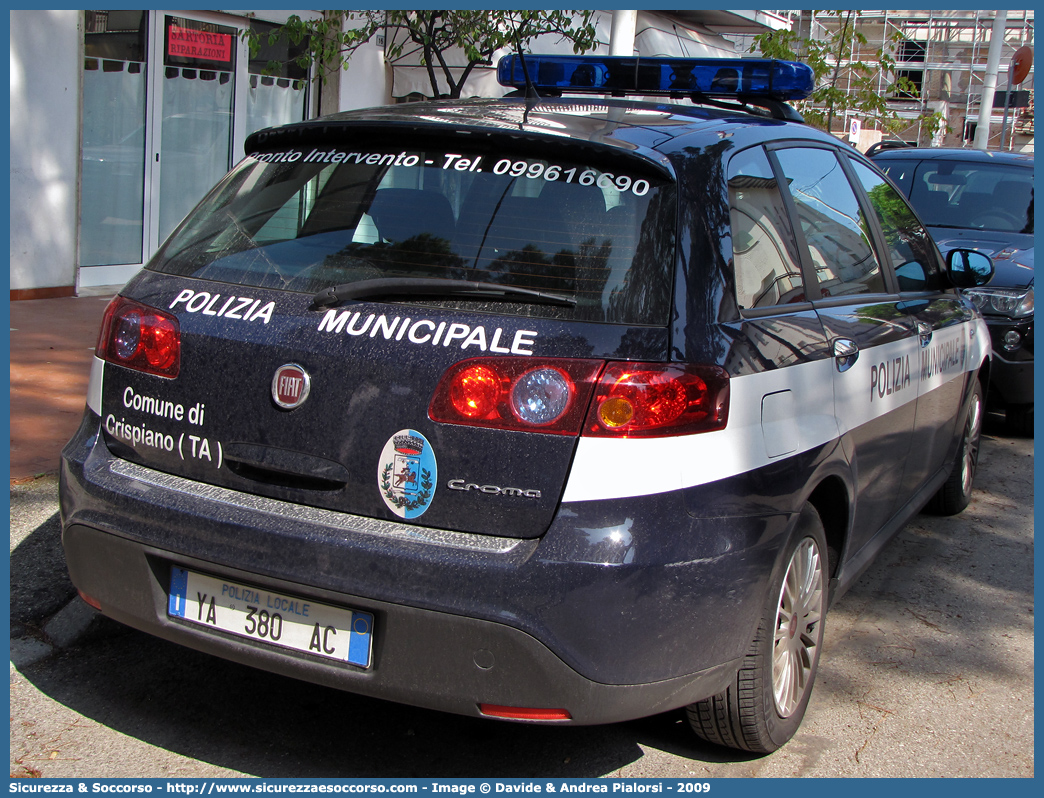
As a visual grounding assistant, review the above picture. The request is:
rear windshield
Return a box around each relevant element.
[149,140,677,325]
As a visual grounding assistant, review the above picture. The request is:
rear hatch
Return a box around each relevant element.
[101,121,678,539]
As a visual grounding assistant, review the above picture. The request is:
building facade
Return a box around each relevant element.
[742,10,1035,152]
[12,9,333,297]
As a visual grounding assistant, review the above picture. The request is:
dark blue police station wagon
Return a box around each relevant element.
[61,55,994,753]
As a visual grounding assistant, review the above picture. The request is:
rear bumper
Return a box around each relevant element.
[60,410,805,724]
[62,522,737,724]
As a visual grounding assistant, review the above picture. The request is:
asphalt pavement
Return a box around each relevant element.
[10,290,118,482]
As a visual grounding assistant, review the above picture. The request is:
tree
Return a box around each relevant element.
[248,10,599,100]
[750,10,918,135]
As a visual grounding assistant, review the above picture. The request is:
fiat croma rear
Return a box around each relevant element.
[61,54,993,753]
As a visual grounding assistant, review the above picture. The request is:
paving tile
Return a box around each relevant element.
[10,294,115,481]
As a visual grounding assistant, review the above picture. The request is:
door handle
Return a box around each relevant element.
[917,321,933,348]
[833,338,859,373]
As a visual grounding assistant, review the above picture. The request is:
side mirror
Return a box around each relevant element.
[947,249,994,289]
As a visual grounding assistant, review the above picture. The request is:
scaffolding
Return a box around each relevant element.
[741,10,1034,152]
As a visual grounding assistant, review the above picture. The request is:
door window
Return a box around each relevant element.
[774,147,886,298]
[79,11,317,278]
[850,159,943,292]
[727,147,806,309]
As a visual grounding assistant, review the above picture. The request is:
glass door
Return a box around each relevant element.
[80,10,149,268]
[155,14,237,243]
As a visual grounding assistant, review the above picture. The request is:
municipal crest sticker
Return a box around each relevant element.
[378,429,437,519]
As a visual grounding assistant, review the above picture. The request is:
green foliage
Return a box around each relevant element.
[750,10,919,135]
[245,10,599,100]
[866,182,920,249]
[919,110,951,143]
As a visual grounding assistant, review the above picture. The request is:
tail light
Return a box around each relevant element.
[97,296,180,378]
[428,357,603,435]
[430,358,729,438]
[585,362,729,437]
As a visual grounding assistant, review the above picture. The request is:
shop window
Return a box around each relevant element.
[157,16,237,241]
[247,20,309,138]
[80,10,148,267]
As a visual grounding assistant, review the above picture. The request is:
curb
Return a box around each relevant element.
[9,598,99,670]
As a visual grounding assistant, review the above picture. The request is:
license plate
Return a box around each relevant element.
[168,568,373,668]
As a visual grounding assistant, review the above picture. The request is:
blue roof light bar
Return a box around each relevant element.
[497,55,815,102]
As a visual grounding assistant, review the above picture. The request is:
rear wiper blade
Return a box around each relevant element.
[311,277,576,309]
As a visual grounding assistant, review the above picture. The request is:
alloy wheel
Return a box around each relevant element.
[961,393,983,497]
[771,537,824,717]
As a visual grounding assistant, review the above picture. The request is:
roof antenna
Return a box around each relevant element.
[512,29,540,127]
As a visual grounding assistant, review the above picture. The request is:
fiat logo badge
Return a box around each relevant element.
[272,364,311,409]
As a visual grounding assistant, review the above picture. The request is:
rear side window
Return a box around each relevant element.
[150,142,677,325]
[727,147,805,309]
[850,159,943,292]
[774,147,886,298]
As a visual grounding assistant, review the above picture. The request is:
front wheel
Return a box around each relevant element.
[928,379,984,515]
[686,503,828,753]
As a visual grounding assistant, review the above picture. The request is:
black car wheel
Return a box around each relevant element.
[686,503,827,753]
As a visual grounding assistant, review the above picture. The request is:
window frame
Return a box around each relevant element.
[843,153,948,296]
[764,140,899,308]
[724,143,811,316]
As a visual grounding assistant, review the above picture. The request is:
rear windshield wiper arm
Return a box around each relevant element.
[311,277,576,309]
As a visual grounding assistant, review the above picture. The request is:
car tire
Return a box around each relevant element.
[928,379,984,516]
[1006,404,1033,437]
[686,503,827,754]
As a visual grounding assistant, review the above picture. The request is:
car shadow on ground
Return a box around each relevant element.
[806,416,1034,758]
[15,617,757,776]
[9,507,77,639]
